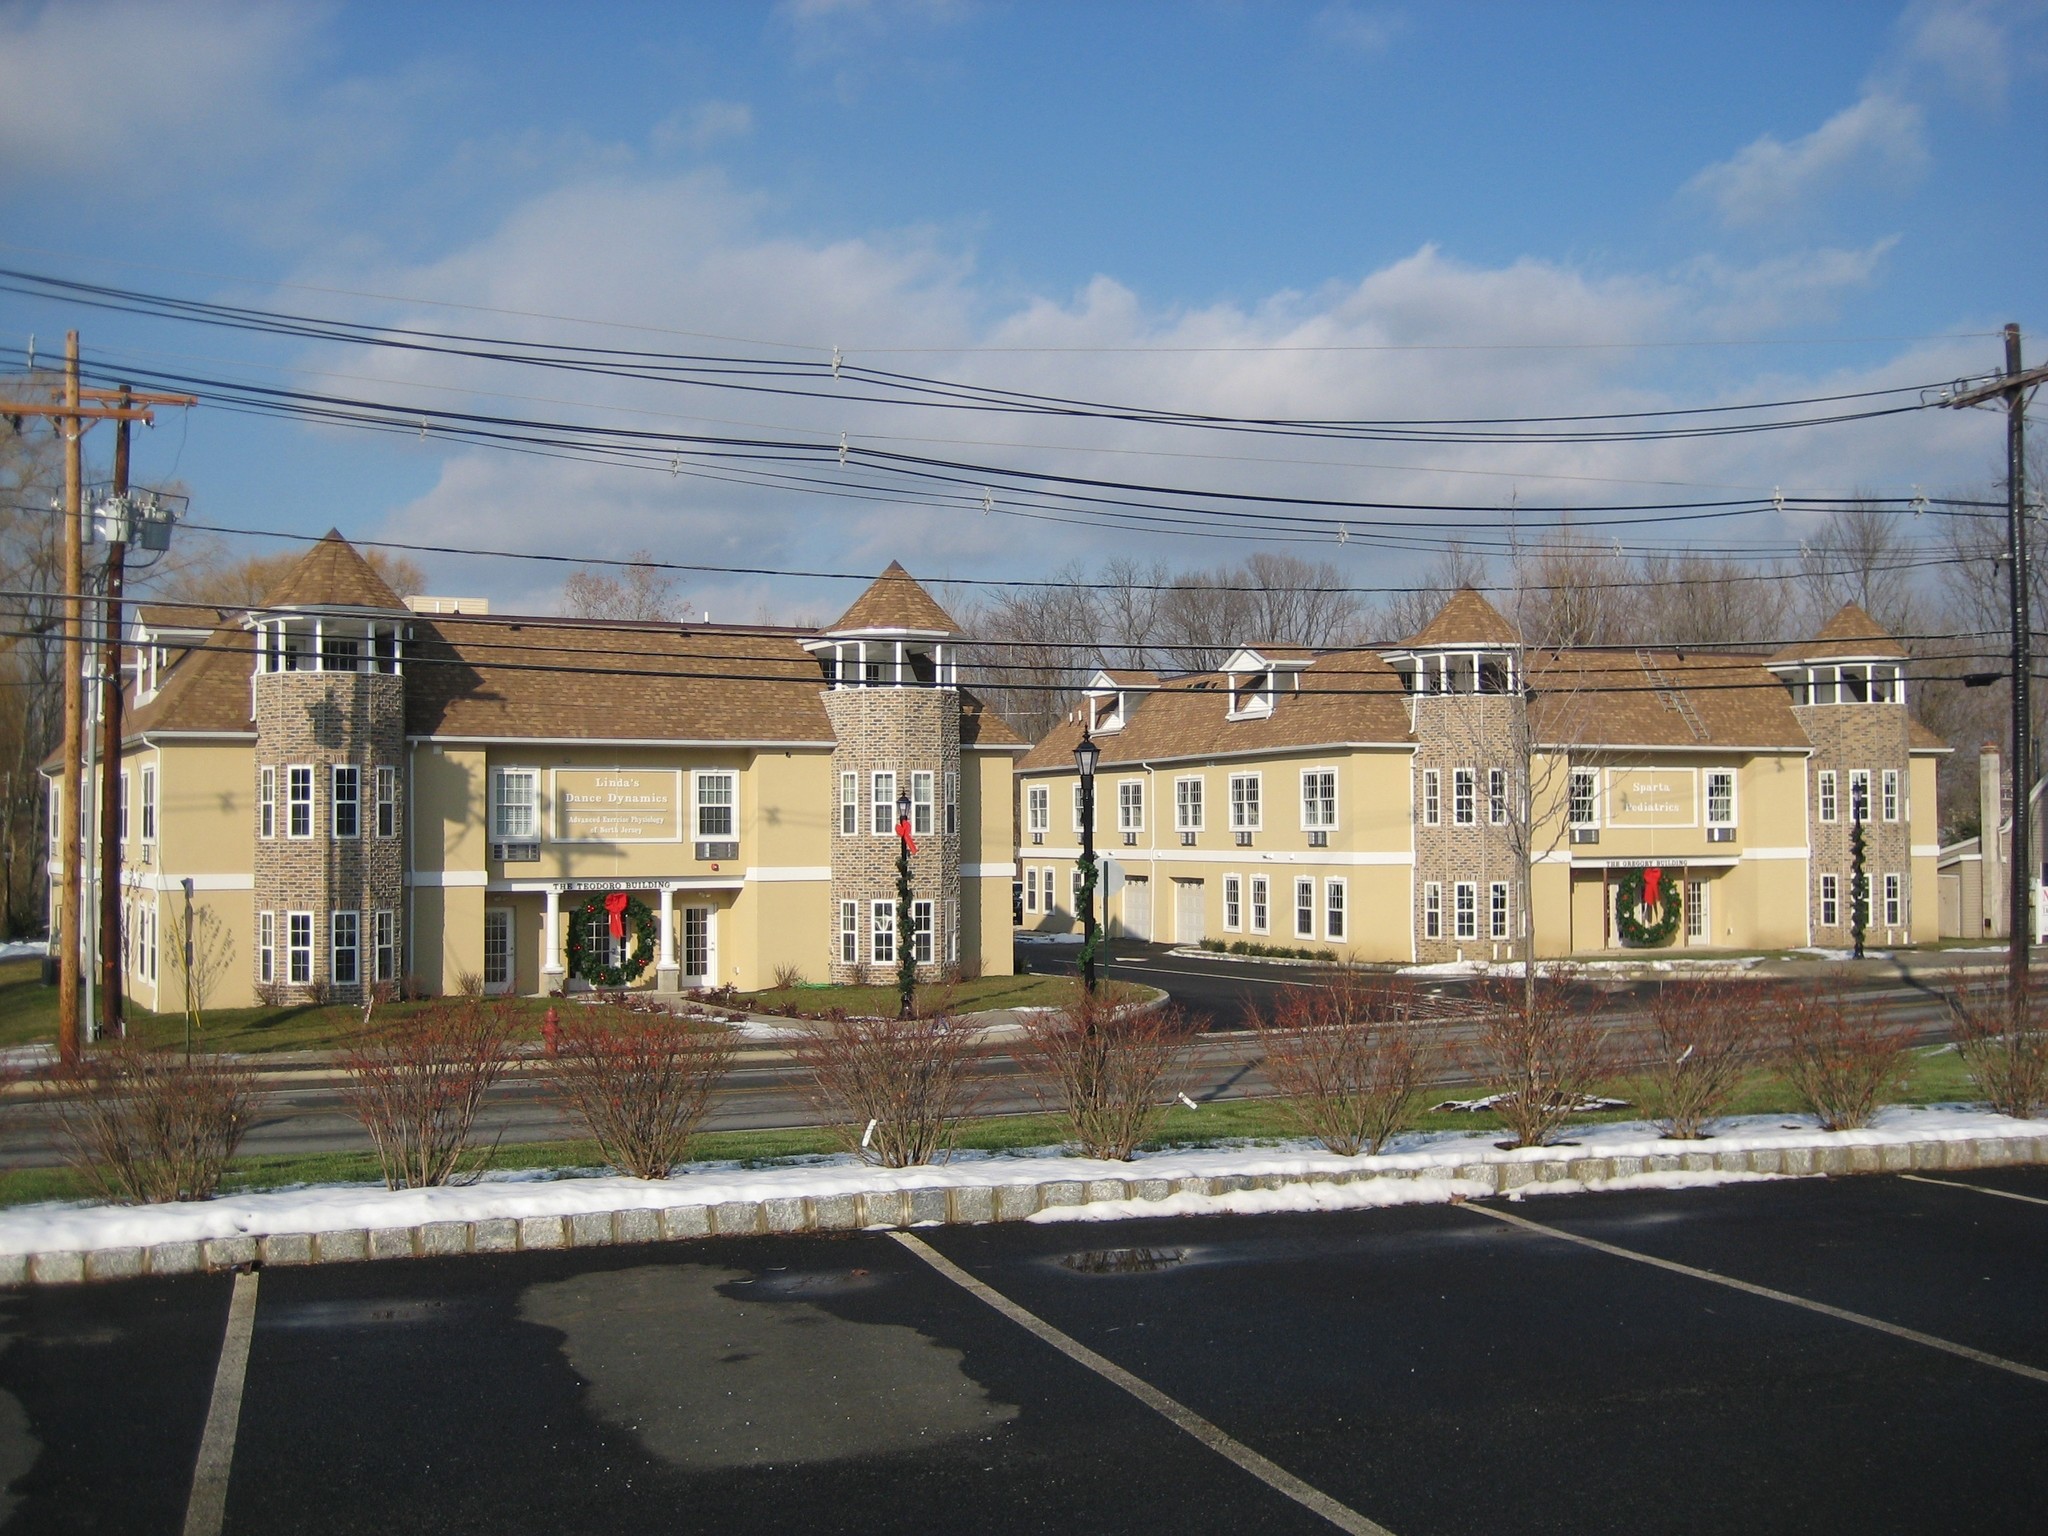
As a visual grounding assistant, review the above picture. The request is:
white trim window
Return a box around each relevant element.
[839,900,859,963]
[257,911,275,984]
[945,770,958,836]
[140,764,157,843]
[1249,875,1270,934]
[1294,877,1315,939]
[1117,779,1144,834]
[1489,881,1510,941]
[1706,769,1735,828]
[911,771,935,837]
[287,911,314,984]
[332,765,360,840]
[695,770,737,839]
[1569,768,1597,828]
[1452,767,1476,826]
[1820,873,1840,927]
[288,765,315,839]
[1488,768,1508,827]
[912,899,935,964]
[1041,866,1059,917]
[1881,769,1900,823]
[1024,868,1039,914]
[1454,881,1477,941]
[1422,769,1441,827]
[1072,782,1092,835]
[947,898,960,964]
[1222,874,1242,931]
[1423,882,1442,939]
[1175,776,1204,833]
[1848,769,1871,823]
[331,910,360,987]
[840,772,859,836]
[256,768,272,839]
[490,766,538,840]
[1818,770,1838,824]
[1027,784,1050,837]
[375,765,398,838]
[117,772,129,842]
[374,909,398,984]
[1685,879,1706,941]
[1883,872,1903,927]
[871,900,896,964]
[1229,773,1262,832]
[1325,878,1346,940]
[1300,769,1337,831]
[483,908,513,993]
[872,771,897,836]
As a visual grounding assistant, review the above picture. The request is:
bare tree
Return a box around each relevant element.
[1509,528,1637,647]
[1633,549,1791,648]
[1794,500,1924,639]
[1377,542,1489,641]
[159,545,427,608]
[559,549,687,623]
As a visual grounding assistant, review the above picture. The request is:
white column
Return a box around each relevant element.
[658,885,676,968]
[541,886,563,980]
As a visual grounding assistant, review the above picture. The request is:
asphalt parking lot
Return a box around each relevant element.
[4,1169,2046,1535]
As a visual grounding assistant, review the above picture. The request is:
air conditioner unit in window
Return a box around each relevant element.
[1235,831,1253,847]
[1180,831,1196,847]
[1707,825,1735,843]
[1308,830,1328,848]
[492,841,539,863]
[1031,832,1043,845]
[1122,832,1138,846]
[695,840,738,861]
[1569,826,1600,845]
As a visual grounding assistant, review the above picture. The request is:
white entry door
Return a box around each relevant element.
[1174,879,1205,944]
[681,906,716,986]
[1122,877,1151,941]
[483,907,514,995]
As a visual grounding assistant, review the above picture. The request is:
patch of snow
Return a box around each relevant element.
[0,941,47,962]
[1430,1092,1630,1113]
[1015,932,1083,946]
[1792,946,1893,962]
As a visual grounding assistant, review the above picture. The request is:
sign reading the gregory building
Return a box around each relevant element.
[551,768,683,843]
[1603,767,1698,829]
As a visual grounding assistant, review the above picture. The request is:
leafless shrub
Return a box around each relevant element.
[796,1010,988,1166]
[301,977,332,1007]
[1771,982,1911,1131]
[1017,994,1197,1160]
[338,998,516,1189]
[1631,979,1774,1140]
[455,970,486,1000]
[846,959,871,988]
[772,961,806,991]
[49,1045,261,1203]
[549,1007,736,1178]
[1943,973,2048,1121]
[1253,972,1439,1156]
[400,973,435,1002]
[1473,968,1608,1148]
[253,978,289,1008]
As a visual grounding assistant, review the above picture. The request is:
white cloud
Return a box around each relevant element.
[1896,0,2026,101]
[652,100,756,155]
[1311,3,1405,56]
[1686,92,1929,227]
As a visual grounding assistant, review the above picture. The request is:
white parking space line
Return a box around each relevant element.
[890,1231,1395,1536]
[182,1268,260,1536]
[1465,1203,2048,1386]
[1901,1173,2048,1209]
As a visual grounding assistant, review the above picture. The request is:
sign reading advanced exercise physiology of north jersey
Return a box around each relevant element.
[551,768,683,843]
[1603,767,1699,829]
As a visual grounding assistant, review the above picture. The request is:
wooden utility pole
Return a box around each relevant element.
[97,385,132,1037]
[1947,325,2048,996]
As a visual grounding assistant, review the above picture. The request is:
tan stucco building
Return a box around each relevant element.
[56,536,1023,1008]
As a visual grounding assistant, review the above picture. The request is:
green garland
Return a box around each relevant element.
[1615,868,1681,947]
[563,894,659,987]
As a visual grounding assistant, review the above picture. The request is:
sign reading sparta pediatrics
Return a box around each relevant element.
[1603,767,1699,830]
[551,769,683,843]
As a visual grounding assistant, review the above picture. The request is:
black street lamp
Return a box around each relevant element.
[1074,728,1101,993]
[895,790,916,1017]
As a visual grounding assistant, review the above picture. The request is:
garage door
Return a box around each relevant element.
[1174,879,1204,944]
[1122,877,1151,941]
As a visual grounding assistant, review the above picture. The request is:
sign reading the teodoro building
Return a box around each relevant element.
[1603,767,1699,830]
[551,769,684,843]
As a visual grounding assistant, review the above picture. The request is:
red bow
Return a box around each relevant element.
[604,891,629,938]
[1642,868,1663,908]
[897,817,918,855]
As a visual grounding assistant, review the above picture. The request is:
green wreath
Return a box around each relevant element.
[1615,868,1682,947]
[563,893,659,986]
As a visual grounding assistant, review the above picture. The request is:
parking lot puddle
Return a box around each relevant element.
[519,1264,1016,1469]
[1058,1247,1189,1275]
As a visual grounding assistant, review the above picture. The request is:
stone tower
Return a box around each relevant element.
[247,533,410,1001]
[808,564,965,983]
[1383,589,1528,963]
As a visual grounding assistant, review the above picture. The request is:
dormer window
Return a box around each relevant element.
[1087,692,1126,734]
[1227,671,1274,720]
[1398,649,1518,696]
[255,616,405,676]
[819,637,955,689]
[1781,662,1903,707]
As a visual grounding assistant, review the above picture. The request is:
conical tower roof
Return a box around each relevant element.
[1402,587,1520,648]
[1768,602,1907,664]
[827,561,961,635]
[260,530,407,612]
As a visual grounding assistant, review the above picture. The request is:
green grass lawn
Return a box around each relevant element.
[738,972,1147,1018]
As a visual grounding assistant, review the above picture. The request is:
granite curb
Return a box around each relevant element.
[5,1126,2044,1288]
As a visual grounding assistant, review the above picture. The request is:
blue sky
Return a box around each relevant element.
[1,0,2043,619]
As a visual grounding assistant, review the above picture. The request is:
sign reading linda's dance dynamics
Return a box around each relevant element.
[551,769,683,843]
[1604,767,1698,829]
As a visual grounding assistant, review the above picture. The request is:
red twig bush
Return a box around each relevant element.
[339,998,515,1189]
[550,1007,737,1178]
[1770,983,1910,1131]
[1631,978,1774,1140]
[796,1006,988,1167]
[1253,972,1439,1156]
[50,1045,260,1204]
[1473,969,1608,1148]
[1943,973,2048,1121]
[1017,993,1197,1161]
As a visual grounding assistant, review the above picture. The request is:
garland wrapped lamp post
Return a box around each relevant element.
[895,790,917,1019]
[1074,727,1101,993]
[1851,781,1869,960]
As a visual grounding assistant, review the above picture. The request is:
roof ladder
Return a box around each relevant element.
[1636,649,1709,741]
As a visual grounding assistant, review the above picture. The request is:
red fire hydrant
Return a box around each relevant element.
[542,1006,560,1057]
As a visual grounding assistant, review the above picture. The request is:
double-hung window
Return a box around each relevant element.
[1490,881,1510,941]
[1881,769,1900,822]
[1423,882,1442,939]
[871,901,896,964]
[839,901,859,963]
[140,765,157,842]
[375,765,398,838]
[696,771,737,838]
[1117,780,1143,834]
[1024,868,1039,914]
[1452,767,1476,826]
[1027,784,1049,838]
[1454,882,1477,940]
[912,900,934,964]
[490,767,538,840]
[872,772,897,836]
[1706,769,1735,828]
[1488,768,1508,826]
[332,765,360,839]
[1422,769,1441,827]
[911,771,935,837]
[1175,777,1204,833]
[840,772,859,836]
[287,911,313,984]
[944,770,958,836]
[374,910,397,984]
[1249,875,1269,934]
[1229,774,1262,832]
[1294,877,1315,939]
[1820,873,1840,927]
[1325,879,1346,940]
[1072,783,1090,834]
[258,912,275,984]
[1301,770,1337,831]
[1222,874,1242,931]
[331,911,360,986]
[1848,769,1871,823]
[257,768,273,839]
[288,766,315,839]
[1569,768,1597,828]
[1883,872,1903,927]
[1817,770,1838,824]
[119,772,130,842]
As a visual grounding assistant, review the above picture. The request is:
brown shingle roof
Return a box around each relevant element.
[1529,649,1802,749]
[828,562,960,634]
[125,623,256,736]
[1403,588,1520,648]
[1768,603,1908,664]
[263,530,408,612]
